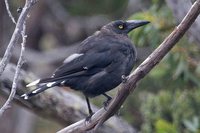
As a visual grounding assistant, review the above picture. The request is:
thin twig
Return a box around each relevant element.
[4,0,16,24]
[57,0,200,132]
[0,0,37,77]
[0,0,36,116]
[0,23,27,116]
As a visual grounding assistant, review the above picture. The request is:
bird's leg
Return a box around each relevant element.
[85,96,94,121]
[103,93,112,110]
[121,75,128,83]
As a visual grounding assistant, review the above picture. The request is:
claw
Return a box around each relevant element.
[121,75,128,83]
[103,100,111,111]
[103,94,112,111]
[85,112,94,122]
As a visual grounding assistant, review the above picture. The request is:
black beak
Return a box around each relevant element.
[126,20,150,33]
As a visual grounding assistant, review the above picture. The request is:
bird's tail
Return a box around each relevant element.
[21,78,61,100]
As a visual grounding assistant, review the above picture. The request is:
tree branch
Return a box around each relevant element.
[4,0,16,24]
[0,22,27,116]
[0,0,37,77]
[57,0,200,132]
[0,0,37,116]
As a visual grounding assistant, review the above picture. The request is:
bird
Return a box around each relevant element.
[21,20,149,118]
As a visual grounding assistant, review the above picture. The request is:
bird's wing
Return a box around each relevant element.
[39,50,114,83]
[38,33,127,84]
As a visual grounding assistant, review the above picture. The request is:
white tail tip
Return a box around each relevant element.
[46,82,56,87]
[32,88,41,94]
[26,79,40,87]
[21,94,29,100]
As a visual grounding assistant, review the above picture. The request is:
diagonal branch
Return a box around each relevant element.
[0,0,37,116]
[0,0,37,77]
[0,23,27,116]
[95,0,200,130]
[57,0,200,132]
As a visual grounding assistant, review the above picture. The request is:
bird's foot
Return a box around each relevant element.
[85,112,94,122]
[121,75,128,83]
[103,98,112,111]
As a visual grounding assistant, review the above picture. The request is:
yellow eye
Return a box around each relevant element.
[118,25,124,29]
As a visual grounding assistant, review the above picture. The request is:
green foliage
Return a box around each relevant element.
[183,117,200,133]
[142,40,200,93]
[155,119,177,133]
[128,0,174,48]
[127,0,200,92]
[140,90,200,133]
[61,0,128,17]
[123,1,200,132]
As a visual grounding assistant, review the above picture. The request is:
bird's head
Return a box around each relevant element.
[102,20,150,35]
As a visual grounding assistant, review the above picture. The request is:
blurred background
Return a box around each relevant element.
[1,0,200,133]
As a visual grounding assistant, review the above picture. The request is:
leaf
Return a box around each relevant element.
[183,116,199,132]
[155,119,177,133]
[173,58,185,79]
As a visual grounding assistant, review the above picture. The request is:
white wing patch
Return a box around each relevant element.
[46,82,56,87]
[26,79,40,87]
[61,80,65,85]
[63,53,84,63]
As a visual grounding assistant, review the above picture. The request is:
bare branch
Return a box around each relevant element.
[0,0,37,116]
[4,0,16,24]
[0,0,37,77]
[0,22,27,116]
[56,0,200,132]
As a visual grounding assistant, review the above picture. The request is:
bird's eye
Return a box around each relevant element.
[118,24,124,30]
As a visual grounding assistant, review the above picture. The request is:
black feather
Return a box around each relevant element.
[21,81,61,99]
[21,20,149,118]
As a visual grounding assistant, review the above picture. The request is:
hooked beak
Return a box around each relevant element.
[126,20,150,33]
